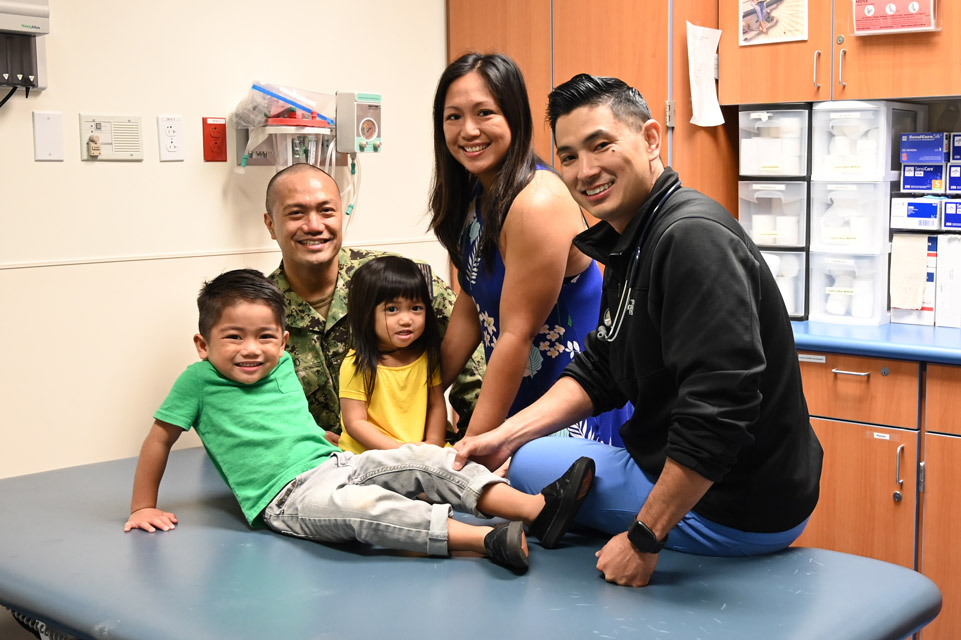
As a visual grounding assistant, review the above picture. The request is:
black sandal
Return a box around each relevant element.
[530,456,596,549]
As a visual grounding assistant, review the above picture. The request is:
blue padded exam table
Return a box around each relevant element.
[0,447,941,639]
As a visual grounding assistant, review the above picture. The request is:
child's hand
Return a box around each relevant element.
[124,507,178,533]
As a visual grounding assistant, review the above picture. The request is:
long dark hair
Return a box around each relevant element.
[346,256,442,398]
[429,52,538,269]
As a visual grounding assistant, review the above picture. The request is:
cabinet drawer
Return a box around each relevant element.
[797,352,920,429]
[925,364,961,436]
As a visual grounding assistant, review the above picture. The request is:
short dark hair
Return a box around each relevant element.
[264,164,336,216]
[547,74,652,136]
[197,269,286,340]
[346,256,441,398]
[429,52,539,270]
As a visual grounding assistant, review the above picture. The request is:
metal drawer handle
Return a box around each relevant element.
[813,50,821,88]
[831,368,870,377]
[839,48,847,87]
[895,444,904,487]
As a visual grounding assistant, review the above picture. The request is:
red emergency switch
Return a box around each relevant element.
[202,117,227,162]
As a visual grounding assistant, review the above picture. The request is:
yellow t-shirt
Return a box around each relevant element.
[338,350,441,454]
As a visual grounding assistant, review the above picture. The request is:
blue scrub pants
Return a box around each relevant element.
[509,437,807,556]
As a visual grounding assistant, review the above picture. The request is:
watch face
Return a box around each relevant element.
[628,520,664,553]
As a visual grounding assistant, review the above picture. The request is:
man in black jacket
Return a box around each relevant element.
[453,74,822,587]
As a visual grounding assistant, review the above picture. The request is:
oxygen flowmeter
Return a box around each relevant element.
[336,92,382,153]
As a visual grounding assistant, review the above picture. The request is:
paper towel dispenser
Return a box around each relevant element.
[0,0,49,91]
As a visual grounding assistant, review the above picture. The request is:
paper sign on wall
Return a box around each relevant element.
[853,0,936,35]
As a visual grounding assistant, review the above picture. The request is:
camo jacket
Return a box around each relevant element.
[269,247,484,435]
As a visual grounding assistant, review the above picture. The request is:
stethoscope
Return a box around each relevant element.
[597,180,682,343]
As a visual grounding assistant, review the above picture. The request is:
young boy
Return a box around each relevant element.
[124,269,594,574]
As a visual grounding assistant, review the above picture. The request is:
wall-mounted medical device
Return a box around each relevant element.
[0,0,49,91]
[336,92,382,153]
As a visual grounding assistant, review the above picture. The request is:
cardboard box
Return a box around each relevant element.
[891,234,936,326]
[947,164,961,194]
[936,234,961,328]
[944,201,961,230]
[891,197,942,230]
[951,133,961,163]
[901,164,946,193]
[900,132,948,164]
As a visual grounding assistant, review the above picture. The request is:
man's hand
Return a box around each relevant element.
[124,507,178,533]
[595,532,658,587]
[452,430,513,471]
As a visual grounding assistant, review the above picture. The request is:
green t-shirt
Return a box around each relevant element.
[154,352,339,526]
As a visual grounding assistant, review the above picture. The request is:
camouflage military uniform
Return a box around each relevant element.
[270,247,484,436]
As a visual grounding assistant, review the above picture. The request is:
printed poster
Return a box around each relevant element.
[739,0,809,46]
[853,0,936,35]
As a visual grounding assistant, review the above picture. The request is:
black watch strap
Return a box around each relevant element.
[627,519,666,554]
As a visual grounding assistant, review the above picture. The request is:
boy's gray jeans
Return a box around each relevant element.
[262,444,508,556]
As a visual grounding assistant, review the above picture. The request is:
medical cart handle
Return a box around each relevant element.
[813,50,821,88]
[895,444,904,487]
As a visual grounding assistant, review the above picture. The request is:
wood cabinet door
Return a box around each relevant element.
[925,364,961,436]
[919,433,961,640]
[793,418,918,569]
[446,0,554,161]
[832,1,961,100]
[718,0,833,104]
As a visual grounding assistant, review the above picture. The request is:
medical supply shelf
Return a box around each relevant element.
[792,320,961,640]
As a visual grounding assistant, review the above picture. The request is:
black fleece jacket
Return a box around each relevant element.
[563,168,822,532]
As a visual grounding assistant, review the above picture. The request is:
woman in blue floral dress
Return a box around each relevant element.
[429,52,631,446]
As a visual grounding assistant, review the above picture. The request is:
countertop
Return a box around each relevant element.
[792,321,961,365]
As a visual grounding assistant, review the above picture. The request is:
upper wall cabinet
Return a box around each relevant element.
[719,0,961,105]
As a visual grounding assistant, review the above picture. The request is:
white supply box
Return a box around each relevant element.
[936,234,961,328]
[737,181,807,248]
[739,108,808,177]
[811,101,928,181]
[809,251,890,325]
[760,250,807,318]
[810,181,891,253]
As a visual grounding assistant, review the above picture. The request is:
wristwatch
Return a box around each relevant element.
[627,519,667,554]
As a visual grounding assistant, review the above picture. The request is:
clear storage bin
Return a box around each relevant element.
[809,181,892,254]
[738,181,807,247]
[811,101,928,181]
[760,250,807,318]
[809,252,890,325]
[739,108,808,177]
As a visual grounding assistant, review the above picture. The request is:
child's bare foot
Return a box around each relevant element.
[530,456,595,548]
[484,521,529,574]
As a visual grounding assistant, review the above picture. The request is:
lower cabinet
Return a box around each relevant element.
[793,418,918,569]
[797,353,961,638]
[919,433,961,639]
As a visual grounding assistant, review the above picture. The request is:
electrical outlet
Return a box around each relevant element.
[157,115,185,162]
[202,117,227,162]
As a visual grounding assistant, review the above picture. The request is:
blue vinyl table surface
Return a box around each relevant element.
[0,447,942,640]
[793,320,961,364]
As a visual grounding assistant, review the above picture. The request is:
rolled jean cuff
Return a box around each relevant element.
[428,503,453,556]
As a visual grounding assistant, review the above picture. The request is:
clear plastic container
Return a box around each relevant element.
[809,252,890,325]
[809,181,892,254]
[760,250,807,318]
[811,101,928,181]
[738,181,807,248]
[739,108,808,177]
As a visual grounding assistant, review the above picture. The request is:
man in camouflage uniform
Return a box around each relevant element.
[264,164,483,440]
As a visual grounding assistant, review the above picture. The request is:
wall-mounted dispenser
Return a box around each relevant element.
[0,0,49,92]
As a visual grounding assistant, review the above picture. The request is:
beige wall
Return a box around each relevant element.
[0,0,449,478]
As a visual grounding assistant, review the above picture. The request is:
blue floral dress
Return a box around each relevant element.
[458,178,632,446]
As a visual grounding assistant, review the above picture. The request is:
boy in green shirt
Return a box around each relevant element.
[124,269,594,573]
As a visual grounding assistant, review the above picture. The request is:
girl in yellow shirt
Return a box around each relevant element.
[338,256,447,453]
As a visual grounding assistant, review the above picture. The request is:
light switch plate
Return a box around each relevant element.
[32,110,63,161]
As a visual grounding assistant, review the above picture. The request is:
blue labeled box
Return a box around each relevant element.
[902,164,946,193]
[947,164,961,194]
[944,201,961,230]
[891,197,943,230]
[900,133,948,164]
[951,133,961,162]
